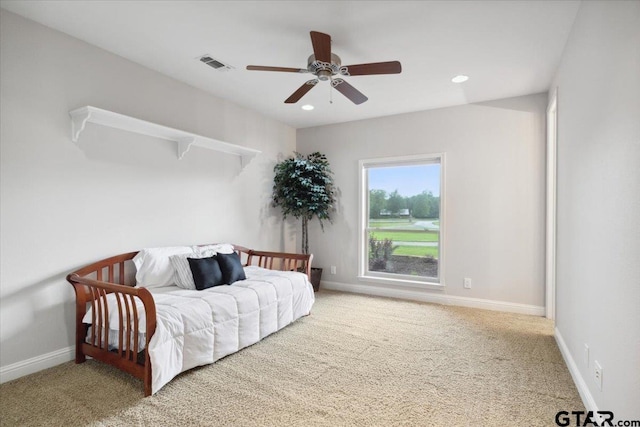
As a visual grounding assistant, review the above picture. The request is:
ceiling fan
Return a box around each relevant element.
[246,31,402,105]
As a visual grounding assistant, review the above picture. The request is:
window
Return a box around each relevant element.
[359,154,444,287]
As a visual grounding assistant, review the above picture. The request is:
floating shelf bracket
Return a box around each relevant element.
[240,154,254,169]
[176,137,196,160]
[69,106,260,169]
[71,108,92,143]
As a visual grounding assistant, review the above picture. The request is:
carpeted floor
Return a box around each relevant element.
[0,291,583,426]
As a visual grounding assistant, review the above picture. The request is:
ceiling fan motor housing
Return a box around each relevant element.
[308,53,342,80]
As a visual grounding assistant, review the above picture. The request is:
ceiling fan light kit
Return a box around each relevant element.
[247,31,402,105]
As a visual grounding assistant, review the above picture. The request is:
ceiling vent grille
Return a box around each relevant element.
[199,55,233,72]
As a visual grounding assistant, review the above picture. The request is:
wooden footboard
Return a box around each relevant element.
[67,251,157,396]
[245,250,313,278]
[67,245,312,397]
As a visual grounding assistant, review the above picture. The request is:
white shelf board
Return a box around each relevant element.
[69,106,260,167]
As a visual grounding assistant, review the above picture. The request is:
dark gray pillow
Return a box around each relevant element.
[217,252,247,284]
[187,255,224,290]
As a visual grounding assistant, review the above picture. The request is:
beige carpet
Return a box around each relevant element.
[0,291,583,426]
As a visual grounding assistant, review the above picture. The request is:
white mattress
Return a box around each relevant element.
[83,266,315,394]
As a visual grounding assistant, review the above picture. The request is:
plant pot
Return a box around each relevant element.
[309,267,323,292]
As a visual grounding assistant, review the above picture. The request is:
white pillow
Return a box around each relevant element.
[133,246,194,288]
[169,250,216,290]
[195,243,235,255]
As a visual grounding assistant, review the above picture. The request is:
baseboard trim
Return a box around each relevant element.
[0,346,74,384]
[320,280,545,316]
[554,327,598,413]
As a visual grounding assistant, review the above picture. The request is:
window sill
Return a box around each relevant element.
[357,275,445,290]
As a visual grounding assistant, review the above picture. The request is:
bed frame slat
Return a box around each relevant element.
[102,288,109,350]
[125,291,132,361]
[116,293,124,355]
[90,287,97,346]
[130,294,139,359]
[118,262,125,285]
[96,288,103,348]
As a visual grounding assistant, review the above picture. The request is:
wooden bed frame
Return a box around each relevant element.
[66,245,312,396]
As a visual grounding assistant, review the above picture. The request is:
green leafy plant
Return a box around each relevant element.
[368,236,396,271]
[272,152,336,254]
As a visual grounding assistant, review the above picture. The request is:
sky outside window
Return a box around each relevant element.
[368,164,440,196]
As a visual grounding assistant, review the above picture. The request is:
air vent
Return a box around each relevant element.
[199,55,233,72]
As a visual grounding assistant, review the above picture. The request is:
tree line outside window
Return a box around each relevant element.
[369,189,440,219]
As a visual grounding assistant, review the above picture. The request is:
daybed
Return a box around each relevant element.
[67,244,314,396]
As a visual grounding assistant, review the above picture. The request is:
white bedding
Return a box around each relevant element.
[83,266,315,394]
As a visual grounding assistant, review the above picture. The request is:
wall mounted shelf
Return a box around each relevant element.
[69,106,260,168]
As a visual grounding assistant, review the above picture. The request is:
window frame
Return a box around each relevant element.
[358,153,445,289]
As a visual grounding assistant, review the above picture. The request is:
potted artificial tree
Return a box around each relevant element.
[272,152,336,291]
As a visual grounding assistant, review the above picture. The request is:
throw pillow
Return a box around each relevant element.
[217,252,247,284]
[170,250,216,290]
[133,246,195,288]
[187,255,225,290]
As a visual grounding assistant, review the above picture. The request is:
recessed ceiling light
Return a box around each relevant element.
[451,75,469,83]
[301,105,314,111]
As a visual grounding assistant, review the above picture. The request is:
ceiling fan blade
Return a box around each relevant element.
[310,31,331,63]
[246,65,308,73]
[341,61,402,76]
[332,79,368,105]
[285,79,318,103]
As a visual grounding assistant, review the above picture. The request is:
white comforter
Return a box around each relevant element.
[83,266,315,394]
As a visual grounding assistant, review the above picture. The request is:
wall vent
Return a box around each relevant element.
[199,55,233,72]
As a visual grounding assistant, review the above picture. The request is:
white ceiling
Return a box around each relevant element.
[1,0,580,129]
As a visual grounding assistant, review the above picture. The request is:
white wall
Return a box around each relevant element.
[0,11,296,373]
[297,93,547,311]
[551,1,640,418]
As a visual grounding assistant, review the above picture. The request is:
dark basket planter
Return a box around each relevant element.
[309,267,323,292]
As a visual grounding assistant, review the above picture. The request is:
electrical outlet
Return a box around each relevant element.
[463,278,472,289]
[583,344,589,367]
[330,266,336,275]
[594,361,603,391]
